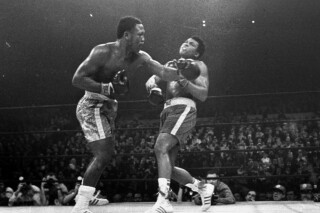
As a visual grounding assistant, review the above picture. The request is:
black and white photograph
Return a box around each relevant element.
[0,0,319,212]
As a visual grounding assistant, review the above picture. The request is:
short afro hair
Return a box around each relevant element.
[117,16,142,39]
[191,36,205,59]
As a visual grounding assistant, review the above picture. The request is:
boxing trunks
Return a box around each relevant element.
[159,97,197,147]
[76,91,117,142]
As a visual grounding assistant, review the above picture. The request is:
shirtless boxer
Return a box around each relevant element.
[145,36,214,213]
[71,16,185,213]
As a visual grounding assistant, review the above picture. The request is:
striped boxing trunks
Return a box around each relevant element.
[76,91,117,142]
[159,97,197,147]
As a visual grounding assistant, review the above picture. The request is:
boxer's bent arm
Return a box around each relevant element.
[72,64,102,93]
[182,62,209,102]
[72,45,107,93]
[146,59,180,82]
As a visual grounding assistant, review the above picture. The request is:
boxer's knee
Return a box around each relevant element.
[154,133,176,156]
[89,138,114,165]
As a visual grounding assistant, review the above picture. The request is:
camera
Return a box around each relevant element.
[43,174,58,189]
[76,176,83,185]
[20,183,30,191]
[18,176,30,193]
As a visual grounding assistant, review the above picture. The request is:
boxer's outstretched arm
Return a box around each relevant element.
[146,59,181,81]
[72,45,108,93]
[139,51,180,82]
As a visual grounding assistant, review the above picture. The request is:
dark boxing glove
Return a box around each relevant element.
[177,58,201,80]
[112,69,129,95]
[166,59,178,69]
[148,87,165,106]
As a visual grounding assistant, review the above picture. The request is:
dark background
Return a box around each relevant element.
[1,0,320,107]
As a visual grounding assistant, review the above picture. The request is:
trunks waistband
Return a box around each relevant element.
[84,91,111,101]
[164,97,196,109]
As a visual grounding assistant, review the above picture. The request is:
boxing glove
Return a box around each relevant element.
[166,59,178,69]
[112,69,129,95]
[148,87,165,106]
[177,58,200,80]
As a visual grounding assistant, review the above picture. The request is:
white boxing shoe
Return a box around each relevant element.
[145,192,173,213]
[75,190,109,206]
[89,190,109,206]
[198,182,214,211]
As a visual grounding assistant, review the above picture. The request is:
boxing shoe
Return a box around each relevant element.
[198,182,214,211]
[145,193,173,213]
[89,190,109,206]
[75,190,109,206]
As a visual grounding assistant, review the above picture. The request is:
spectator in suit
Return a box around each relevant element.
[194,170,236,205]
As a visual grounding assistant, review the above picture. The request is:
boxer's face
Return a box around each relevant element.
[127,24,145,53]
[179,38,199,59]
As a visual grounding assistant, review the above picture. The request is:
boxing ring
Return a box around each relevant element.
[0,91,320,213]
[0,201,320,213]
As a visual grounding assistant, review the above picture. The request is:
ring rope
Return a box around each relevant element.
[0,90,318,110]
[1,146,319,159]
[1,118,319,135]
[0,174,309,185]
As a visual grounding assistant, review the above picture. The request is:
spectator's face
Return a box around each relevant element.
[266,191,273,200]
[245,191,256,201]
[0,182,4,191]
[273,190,285,201]
[133,193,142,202]
[5,189,13,198]
[300,190,313,201]
[234,193,242,201]
[286,191,296,201]
[206,173,218,186]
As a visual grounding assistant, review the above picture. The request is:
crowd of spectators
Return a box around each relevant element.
[0,93,319,205]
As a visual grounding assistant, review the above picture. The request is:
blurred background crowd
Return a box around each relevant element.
[0,92,319,206]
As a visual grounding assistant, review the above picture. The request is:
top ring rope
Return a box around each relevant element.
[0,90,318,110]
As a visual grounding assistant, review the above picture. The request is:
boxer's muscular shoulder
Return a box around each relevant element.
[127,50,152,69]
[89,43,120,68]
[92,43,114,57]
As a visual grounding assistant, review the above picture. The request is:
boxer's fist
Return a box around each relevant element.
[148,87,165,106]
[112,70,129,95]
[166,59,178,69]
[177,58,200,80]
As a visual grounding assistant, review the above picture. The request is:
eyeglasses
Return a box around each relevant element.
[248,193,256,197]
